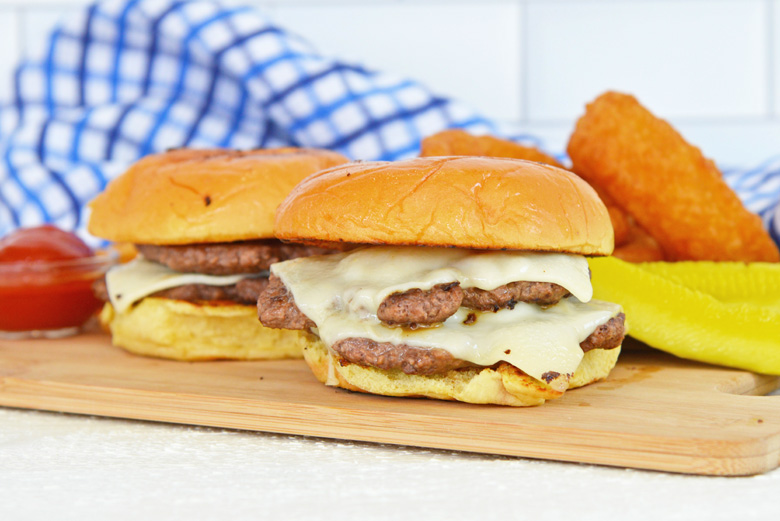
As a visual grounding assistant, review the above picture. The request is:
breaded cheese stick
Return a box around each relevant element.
[568,92,779,262]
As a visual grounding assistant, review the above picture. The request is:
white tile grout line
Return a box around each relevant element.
[519,0,528,124]
[767,0,776,119]
[14,6,23,70]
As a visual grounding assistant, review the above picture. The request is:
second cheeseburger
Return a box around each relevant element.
[259,156,627,406]
[88,147,348,361]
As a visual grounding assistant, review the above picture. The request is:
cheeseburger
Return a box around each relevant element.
[88,147,349,360]
[259,156,627,406]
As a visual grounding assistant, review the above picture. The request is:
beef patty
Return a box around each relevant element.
[256,274,316,330]
[94,239,329,308]
[93,276,269,306]
[136,240,332,275]
[331,313,626,376]
[332,338,474,375]
[261,276,571,329]
[377,283,463,327]
[462,281,570,311]
[579,313,626,353]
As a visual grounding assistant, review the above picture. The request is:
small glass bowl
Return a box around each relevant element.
[0,250,118,339]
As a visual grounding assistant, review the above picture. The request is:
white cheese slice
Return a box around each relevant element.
[272,246,621,391]
[105,258,268,313]
[274,246,594,320]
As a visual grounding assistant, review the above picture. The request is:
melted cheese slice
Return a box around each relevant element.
[106,258,268,313]
[272,246,621,391]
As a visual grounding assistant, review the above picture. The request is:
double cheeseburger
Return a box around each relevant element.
[88,147,349,360]
[259,156,627,406]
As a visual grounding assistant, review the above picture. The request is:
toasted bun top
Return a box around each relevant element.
[88,148,349,244]
[275,156,614,254]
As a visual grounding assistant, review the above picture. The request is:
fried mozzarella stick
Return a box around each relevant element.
[567,92,779,262]
[420,129,565,168]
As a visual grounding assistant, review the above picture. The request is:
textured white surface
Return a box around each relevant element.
[1,407,779,520]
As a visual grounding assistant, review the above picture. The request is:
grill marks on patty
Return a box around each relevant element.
[136,240,332,275]
[331,313,626,376]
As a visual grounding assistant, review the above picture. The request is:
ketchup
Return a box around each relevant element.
[0,225,108,333]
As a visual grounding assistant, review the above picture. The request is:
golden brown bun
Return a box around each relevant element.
[275,156,614,255]
[88,148,349,245]
[303,342,621,406]
[99,298,315,361]
[420,129,565,169]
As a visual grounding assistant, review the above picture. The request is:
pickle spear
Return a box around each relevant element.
[589,257,780,374]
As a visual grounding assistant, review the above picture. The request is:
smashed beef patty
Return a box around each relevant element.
[332,337,474,375]
[259,275,571,330]
[462,281,570,311]
[377,282,463,327]
[579,313,626,352]
[93,276,268,306]
[256,274,316,330]
[331,313,626,375]
[136,240,333,276]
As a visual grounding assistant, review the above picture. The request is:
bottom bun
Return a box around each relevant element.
[303,342,621,406]
[99,298,311,361]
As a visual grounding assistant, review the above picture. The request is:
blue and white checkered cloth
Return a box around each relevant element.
[1,0,779,248]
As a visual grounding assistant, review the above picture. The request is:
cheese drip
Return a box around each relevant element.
[106,258,268,313]
[272,246,622,391]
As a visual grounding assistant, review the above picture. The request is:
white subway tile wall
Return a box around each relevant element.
[526,0,768,120]
[271,2,523,120]
[1,0,779,167]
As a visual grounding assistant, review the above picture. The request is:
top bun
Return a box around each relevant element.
[275,156,614,255]
[88,148,349,244]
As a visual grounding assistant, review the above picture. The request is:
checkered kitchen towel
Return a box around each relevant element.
[0,0,779,247]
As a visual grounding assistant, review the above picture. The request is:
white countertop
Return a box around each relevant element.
[1,406,779,521]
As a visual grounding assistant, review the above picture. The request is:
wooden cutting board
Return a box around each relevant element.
[1,333,778,476]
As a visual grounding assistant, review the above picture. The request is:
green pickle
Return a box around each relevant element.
[588,257,780,375]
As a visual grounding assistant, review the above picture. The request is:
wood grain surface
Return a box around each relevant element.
[0,333,778,476]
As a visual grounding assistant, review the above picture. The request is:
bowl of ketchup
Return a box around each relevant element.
[0,225,117,338]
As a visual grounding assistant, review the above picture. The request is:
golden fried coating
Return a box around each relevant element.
[613,224,666,263]
[567,92,779,262]
[606,206,631,248]
[586,181,631,247]
[420,129,565,169]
